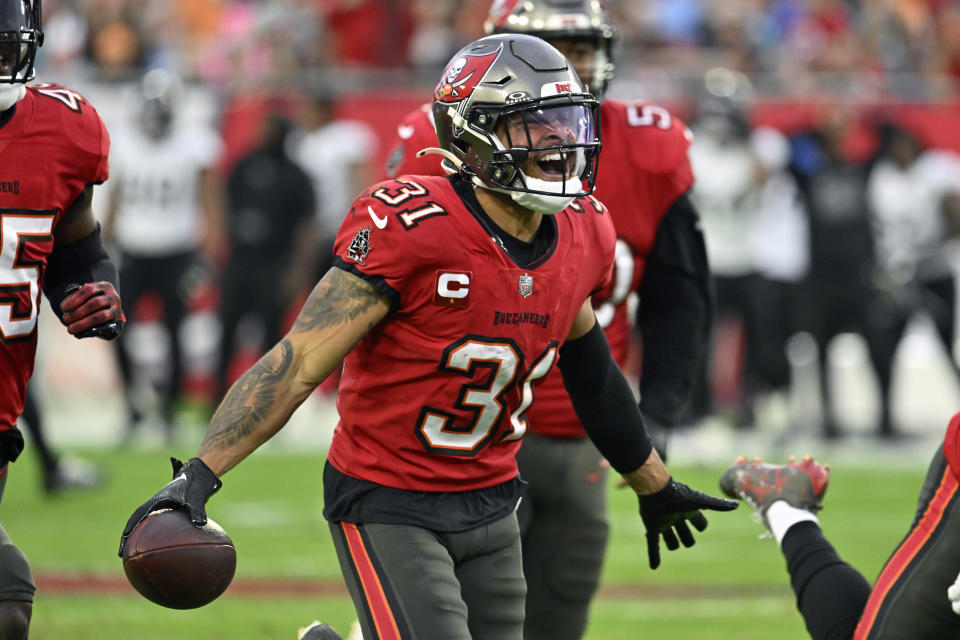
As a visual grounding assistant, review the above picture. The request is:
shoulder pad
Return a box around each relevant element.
[28,84,109,181]
[384,104,443,179]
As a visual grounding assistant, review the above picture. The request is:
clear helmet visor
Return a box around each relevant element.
[485,101,599,214]
[501,103,596,182]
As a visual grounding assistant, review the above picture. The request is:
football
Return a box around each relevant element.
[121,508,237,609]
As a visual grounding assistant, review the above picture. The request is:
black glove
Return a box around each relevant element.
[0,429,25,468]
[61,282,126,340]
[638,478,738,570]
[118,457,222,557]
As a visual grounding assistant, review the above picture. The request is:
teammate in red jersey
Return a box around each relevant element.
[0,1,125,637]
[721,412,960,639]
[383,2,712,637]
[121,34,734,639]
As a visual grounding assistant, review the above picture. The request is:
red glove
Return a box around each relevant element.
[60,282,126,340]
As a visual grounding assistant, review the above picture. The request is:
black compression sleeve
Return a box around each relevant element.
[638,193,713,426]
[558,321,653,473]
[42,224,119,318]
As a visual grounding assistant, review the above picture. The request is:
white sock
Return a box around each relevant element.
[766,500,819,546]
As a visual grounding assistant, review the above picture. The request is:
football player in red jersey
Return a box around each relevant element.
[383,2,712,637]
[721,412,960,640]
[121,34,734,639]
[0,1,125,637]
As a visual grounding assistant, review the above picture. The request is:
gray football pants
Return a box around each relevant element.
[330,512,525,639]
[851,446,960,639]
[0,467,36,603]
[516,434,609,640]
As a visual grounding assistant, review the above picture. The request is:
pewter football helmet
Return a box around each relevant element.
[431,33,600,214]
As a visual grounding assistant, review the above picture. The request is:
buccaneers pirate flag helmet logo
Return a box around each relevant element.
[435,46,503,104]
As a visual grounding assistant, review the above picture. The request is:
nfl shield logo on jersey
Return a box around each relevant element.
[518,273,534,298]
[347,226,372,265]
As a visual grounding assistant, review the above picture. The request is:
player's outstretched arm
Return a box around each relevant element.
[197,266,390,475]
[119,267,390,552]
[559,300,737,569]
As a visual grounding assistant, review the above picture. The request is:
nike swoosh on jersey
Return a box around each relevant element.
[368,206,388,229]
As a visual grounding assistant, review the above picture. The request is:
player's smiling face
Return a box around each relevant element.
[497,105,590,182]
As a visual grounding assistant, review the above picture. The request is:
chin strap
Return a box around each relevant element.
[417,147,490,192]
[416,147,462,176]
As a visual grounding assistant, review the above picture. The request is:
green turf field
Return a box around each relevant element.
[2,446,928,639]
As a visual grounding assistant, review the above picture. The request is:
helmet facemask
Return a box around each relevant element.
[0,0,41,111]
[0,0,41,85]
[480,96,600,213]
[429,34,602,215]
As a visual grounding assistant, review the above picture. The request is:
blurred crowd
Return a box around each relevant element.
[28,0,960,446]
[39,0,960,100]
[686,73,960,439]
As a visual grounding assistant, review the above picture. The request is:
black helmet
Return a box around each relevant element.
[0,0,42,84]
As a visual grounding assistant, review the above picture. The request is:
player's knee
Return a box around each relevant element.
[0,600,31,640]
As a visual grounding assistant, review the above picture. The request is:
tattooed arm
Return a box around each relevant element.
[118,267,390,553]
[197,267,391,476]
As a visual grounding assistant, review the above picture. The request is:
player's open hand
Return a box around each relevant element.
[61,281,125,340]
[119,457,222,557]
[638,478,738,569]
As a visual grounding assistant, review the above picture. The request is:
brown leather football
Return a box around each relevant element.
[121,508,236,609]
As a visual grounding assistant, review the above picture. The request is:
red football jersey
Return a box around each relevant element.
[383,100,693,437]
[0,85,110,432]
[327,175,616,491]
[383,104,443,180]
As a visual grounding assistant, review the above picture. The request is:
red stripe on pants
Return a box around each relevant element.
[341,522,402,640]
[853,469,958,639]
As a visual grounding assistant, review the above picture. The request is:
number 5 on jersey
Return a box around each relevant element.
[0,211,55,340]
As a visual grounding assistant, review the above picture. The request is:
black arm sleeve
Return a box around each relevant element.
[558,321,653,473]
[637,193,714,427]
[42,223,120,319]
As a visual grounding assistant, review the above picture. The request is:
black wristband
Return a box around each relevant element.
[43,224,119,318]
[558,322,653,473]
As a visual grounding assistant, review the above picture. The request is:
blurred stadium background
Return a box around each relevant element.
[12,0,960,638]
